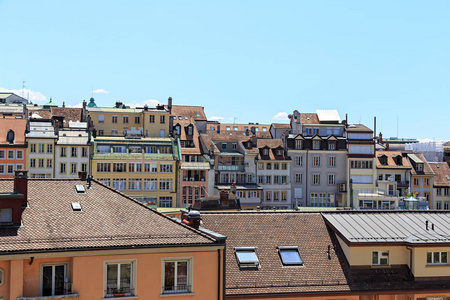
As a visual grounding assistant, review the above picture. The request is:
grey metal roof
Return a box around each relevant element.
[408,153,423,164]
[323,212,450,244]
[57,136,89,145]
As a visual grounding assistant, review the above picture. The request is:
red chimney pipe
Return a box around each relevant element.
[14,170,28,205]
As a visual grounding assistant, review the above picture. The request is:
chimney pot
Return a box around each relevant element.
[14,170,28,205]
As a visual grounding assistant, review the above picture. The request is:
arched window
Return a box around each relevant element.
[6,130,14,144]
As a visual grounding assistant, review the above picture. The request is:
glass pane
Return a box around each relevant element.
[427,252,432,264]
[280,249,303,264]
[164,262,175,291]
[372,252,378,265]
[107,264,118,293]
[441,252,448,264]
[434,252,440,263]
[120,263,132,292]
[236,251,258,263]
[380,258,388,265]
[54,265,65,295]
[177,261,188,288]
[42,266,53,296]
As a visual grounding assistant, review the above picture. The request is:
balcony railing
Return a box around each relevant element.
[105,287,135,298]
[162,285,191,294]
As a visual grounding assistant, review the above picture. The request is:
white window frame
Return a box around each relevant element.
[16,150,24,160]
[7,150,14,160]
[372,251,389,266]
[427,251,448,265]
[40,262,70,296]
[104,259,136,298]
[161,257,193,295]
[6,164,14,174]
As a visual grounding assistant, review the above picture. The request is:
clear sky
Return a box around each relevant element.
[1,0,449,140]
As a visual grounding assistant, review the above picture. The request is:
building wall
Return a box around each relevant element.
[0,146,26,178]
[412,246,450,278]
[26,138,56,178]
[54,145,90,178]
[2,247,224,299]
[434,187,450,210]
[258,160,291,208]
[411,176,434,207]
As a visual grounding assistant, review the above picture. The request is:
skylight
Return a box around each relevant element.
[277,246,303,266]
[71,202,82,211]
[235,247,260,269]
[75,185,86,193]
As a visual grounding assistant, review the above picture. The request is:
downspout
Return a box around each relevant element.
[305,149,309,206]
[406,246,413,277]
[217,249,221,300]
[222,246,226,300]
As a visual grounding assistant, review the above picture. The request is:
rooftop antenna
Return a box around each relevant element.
[397,116,399,138]
[233,117,237,125]
[22,81,26,98]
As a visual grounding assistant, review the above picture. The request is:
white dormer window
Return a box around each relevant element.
[313,140,321,150]
[416,163,423,171]
[295,140,303,149]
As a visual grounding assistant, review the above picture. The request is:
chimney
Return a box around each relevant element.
[82,100,87,109]
[217,124,220,133]
[62,101,65,108]
[374,116,376,139]
[168,97,172,114]
[78,171,87,179]
[379,132,383,144]
[181,210,201,229]
[220,189,230,207]
[144,105,148,111]
[14,170,28,205]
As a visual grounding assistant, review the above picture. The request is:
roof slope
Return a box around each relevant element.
[375,151,412,169]
[429,162,450,187]
[0,118,27,145]
[0,179,216,254]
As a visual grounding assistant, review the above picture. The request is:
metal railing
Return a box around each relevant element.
[104,287,135,298]
[162,285,191,294]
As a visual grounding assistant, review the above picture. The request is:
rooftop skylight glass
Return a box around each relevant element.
[278,246,303,266]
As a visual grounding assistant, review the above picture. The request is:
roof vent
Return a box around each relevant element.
[71,202,82,211]
[75,185,86,193]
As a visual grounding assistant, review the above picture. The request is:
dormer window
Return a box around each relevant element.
[417,163,423,171]
[395,155,403,165]
[328,141,336,150]
[379,155,388,166]
[235,247,260,269]
[313,140,321,150]
[276,149,283,156]
[295,140,303,149]
[175,126,181,135]
[187,126,193,136]
[6,130,14,144]
[263,149,269,155]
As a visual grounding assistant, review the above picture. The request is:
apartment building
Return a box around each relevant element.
[408,153,435,208]
[0,117,27,178]
[0,92,28,104]
[26,120,57,178]
[205,122,272,138]
[0,171,225,299]
[269,123,291,139]
[428,162,450,210]
[202,210,450,299]
[171,105,212,207]
[200,134,262,208]
[257,139,291,208]
[88,102,170,138]
[55,122,90,178]
[90,136,181,207]
[287,109,347,207]
[346,124,377,208]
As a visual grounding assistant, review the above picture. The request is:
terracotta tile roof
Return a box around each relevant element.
[429,162,450,187]
[0,118,27,145]
[29,109,52,119]
[0,179,217,253]
[257,139,289,160]
[173,116,202,155]
[346,124,373,133]
[201,212,450,296]
[375,151,411,169]
[51,107,83,126]
[409,153,434,175]
[271,123,291,129]
[300,113,319,124]
[169,105,207,121]
[199,134,259,155]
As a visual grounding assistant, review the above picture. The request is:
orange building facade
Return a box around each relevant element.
[0,118,27,178]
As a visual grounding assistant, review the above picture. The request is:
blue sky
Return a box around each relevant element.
[1,0,449,140]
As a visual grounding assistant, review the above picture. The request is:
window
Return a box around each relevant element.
[97,163,111,172]
[60,163,66,174]
[160,115,165,124]
[267,163,271,170]
[232,143,237,150]
[71,147,77,157]
[60,147,66,157]
[38,144,45,153]
[113,146,126,153]
[145,146,157,154]
[328,174,335,185]
[16,164,23,170]
[160,164,173,173]
[30,144,36,153]
[37,159,44,168]
[313,140,321,150]
[144,163,158,173]
[226,126,231,131]
[128,163,142,173]
[350,160,373,169]
[128,179,142,190]
[295,140,303,149]
[427,252,448,265]
[235,247,259,269]
[113,163,127,172]
[98,129,104,136]
[263,149,269,155]
[258,163,264,170]
[437,188,442,196]
[112,179,126,190]
[424,178,430,186]
[273,192,279,201]
[6,130,14,144]
[295,156,302,166]
[81,147,88,158]
[81,163,87,172]
[265,175,271,184]
[312,174,320,185]
[0,208,12,222]
[281,191,287,201]
[144,179,158,190]
[149,115,155,123]
[274,163,279,170]
[112,115,118,123]
[445,188,450,196]
[163,259,191,294]
[111,129,118,136]
[30,159,36,168]
[160,179,173,191]
[312,156,320,167]
[71,163,77,174]
[265,192,271,201]
[278,246,303,266]
[159,197,173,207]
[123,116,129,124]
[17,150,23,159]
[416,163,423,171]
[41,263,69,296]
[295,173,303,183]
[234,126,238,131]
[372,251,389,266]
[98,114,104,123]
[105,261,135,297]
[328,142,336,150]
[7,164,14,174]
[414,178,420,186]
[328,156,336,167]
[0,150,4,158]
[47,144,53,153]
[7,150,14,159]
[98,178,111,187]
[135,116,140,124]
[221,143,227,150]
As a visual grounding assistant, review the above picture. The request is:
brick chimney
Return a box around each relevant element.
[14,170,28,205]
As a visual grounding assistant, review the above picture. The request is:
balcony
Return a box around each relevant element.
[183,177,206,182]
[217,165,245,171]
[396,181,409,187]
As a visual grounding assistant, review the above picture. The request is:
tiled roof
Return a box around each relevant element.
[199,134,259,155]
[201,211,450,296]
[429,162,450,187]
[271,123,291,129]
[257,139,289,160]
[173,114,202,155]
[346,124,373,133]
[0,118,27,145]
[52,107,83,126]
[409,153,434,175]
[375,151,411,169]
[169,105,207,121]
[0,179,216,253]
[300,113,319,124]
